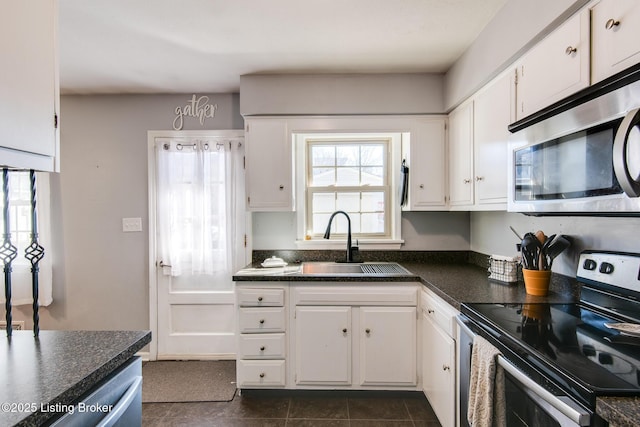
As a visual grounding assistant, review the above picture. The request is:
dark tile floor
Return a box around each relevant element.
[142,390,442,426]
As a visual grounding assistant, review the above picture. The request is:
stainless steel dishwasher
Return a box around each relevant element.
[50,356,142,427]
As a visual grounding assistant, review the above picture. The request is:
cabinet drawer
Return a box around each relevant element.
[421,289,458,337]
[239,333,286,359]
[237,288,284,307]
[239,307,286,333]
[237,360,286,387]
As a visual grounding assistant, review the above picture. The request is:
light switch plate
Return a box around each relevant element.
[122,217,142,232]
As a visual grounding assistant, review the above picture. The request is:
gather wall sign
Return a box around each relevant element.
[173,94,218,130]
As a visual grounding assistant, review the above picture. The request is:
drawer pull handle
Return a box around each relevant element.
[605,18,620,30]
[259,373,265,378]
[565,46,577,55]
[279,185,284,190]
[365,328,371,334]
[257,296,263,302]
[463,178,471,184]
[259,319,265,324]
[428,309,435,314]
[260,346,265,351]
[442,364,450,371]
[342,328,347,333]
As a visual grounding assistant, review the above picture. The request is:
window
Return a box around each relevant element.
[307,138,389,237]
[295,132,403,248]
[0,171,52,306]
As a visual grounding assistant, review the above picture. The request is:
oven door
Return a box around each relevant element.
[457,315,592,427]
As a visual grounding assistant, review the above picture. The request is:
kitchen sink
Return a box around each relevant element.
[301,262,410,276]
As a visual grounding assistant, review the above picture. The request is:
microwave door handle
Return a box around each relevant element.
[613,108,640,197]
[497,355,590,426]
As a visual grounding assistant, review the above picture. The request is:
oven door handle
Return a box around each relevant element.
[497,355,591,426]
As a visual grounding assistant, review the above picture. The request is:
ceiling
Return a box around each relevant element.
[59,0,508,95]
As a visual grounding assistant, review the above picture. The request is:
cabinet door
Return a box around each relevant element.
[294,306,351,385]
[422,312,456,427]
[592,0,640,83]
[245,118,293,211]
[0,0,58,171]
[359,307,417,386]
[448,102,474,207]
[406,117,447,210]
[516,9,590,120]
[473,72,513,207]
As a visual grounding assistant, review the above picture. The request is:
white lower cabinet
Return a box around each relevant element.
[292,284,418,390]
[359,306,417,386]
[236,282,420,391]
[294,306,352,385]
[421,289,458,427]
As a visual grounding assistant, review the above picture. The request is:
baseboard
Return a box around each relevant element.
[136,351,151,361]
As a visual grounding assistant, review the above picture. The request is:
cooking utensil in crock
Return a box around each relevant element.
[521,233,542,270]
[545,235,570,268]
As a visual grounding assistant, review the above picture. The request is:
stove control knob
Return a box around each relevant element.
[583,259,597,271]
[599,262,615,274]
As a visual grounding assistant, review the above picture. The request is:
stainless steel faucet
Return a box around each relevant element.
[323,210,359,263]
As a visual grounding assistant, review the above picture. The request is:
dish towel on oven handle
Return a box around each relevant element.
[468,335,506,427]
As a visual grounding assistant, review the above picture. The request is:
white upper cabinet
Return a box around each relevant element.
[473,71,514,208]
[244,118,293,211]
[515,8,590,121]
[0,0,59,172]
[591,0,640,84]
[448,101,474,208]
[402,117,447,210]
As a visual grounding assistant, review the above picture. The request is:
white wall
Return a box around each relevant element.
[252,211,471,251]
[10,93,242,331]
[471,211,640,277]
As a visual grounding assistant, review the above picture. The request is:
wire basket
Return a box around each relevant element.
[487,255,520,284]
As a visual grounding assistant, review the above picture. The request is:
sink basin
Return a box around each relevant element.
[301,262,410,276]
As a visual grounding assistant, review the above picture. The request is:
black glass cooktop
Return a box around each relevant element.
[462,302,640,395]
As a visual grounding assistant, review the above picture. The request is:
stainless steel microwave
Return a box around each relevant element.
[508,74,640,215]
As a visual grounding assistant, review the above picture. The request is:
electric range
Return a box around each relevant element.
[459,251,640,426]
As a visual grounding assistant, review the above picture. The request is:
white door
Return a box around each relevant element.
[149,131,247,360]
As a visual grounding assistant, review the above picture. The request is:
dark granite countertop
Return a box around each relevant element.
[0,330,151,426]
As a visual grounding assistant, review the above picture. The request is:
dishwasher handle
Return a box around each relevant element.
[96,376,142,427]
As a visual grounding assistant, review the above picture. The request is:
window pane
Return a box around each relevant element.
[362,192,384,212]
[329,215,351,234]
[312,193,335,213]
[311,146,335,167]
[312,167,335,186]
[361,212,385,233]
[361,145,384,166]
[336,167,360,186]
[337,145,358,166]
[313,213,332,234]
[361,167,383,185]
[336,192,360,212]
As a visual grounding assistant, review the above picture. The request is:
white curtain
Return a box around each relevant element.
[156,138,245,280]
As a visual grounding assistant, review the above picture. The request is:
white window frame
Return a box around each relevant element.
[295,132,404,250]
